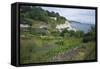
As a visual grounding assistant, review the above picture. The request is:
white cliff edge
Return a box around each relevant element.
[56,21,77,32]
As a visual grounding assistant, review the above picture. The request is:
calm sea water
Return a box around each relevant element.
[70,22,94,33]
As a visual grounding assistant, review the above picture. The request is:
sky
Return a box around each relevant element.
[42,6,95,24]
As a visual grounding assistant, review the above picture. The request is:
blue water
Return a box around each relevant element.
[70,22,94,33]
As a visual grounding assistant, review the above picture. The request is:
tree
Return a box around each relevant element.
[20,6,32,13]
[60,28,69,37]
[75,31,84,37]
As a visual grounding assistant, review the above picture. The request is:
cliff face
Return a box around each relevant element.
[56,21,77,32]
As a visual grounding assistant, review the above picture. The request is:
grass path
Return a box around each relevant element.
[51,42,95,62]
[20,34,95,64]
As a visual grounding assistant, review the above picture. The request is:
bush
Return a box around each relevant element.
[83,26,95,43]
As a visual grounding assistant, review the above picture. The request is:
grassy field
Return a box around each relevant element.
[20,32,95,64]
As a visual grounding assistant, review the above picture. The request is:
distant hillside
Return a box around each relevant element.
[20,6,67,27]
[69,20,81,23]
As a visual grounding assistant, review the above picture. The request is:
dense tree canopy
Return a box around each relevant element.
[20,6,66,25]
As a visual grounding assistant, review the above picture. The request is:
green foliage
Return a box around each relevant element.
[60,28,69,37]
[30,28,49,36]
[20,6,32,13]
[60,28,84,38]
[83,26,95,43]
[46,10,60,17]
[20,6,66,27]
[56,16,66,24]
[50,30,60,36]
[75,31,84,37]
[55,40,64,45]
[20,35,82,64]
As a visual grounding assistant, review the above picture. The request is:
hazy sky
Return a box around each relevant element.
[42,6,95,24]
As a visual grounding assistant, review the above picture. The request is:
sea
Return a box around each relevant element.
[70,22,95,33]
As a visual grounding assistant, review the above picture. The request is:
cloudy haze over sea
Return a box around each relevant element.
[42,7,95,24]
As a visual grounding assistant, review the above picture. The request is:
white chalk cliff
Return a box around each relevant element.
[56,21,77,32]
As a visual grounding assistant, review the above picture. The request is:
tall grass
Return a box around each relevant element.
[20,35,82,64]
